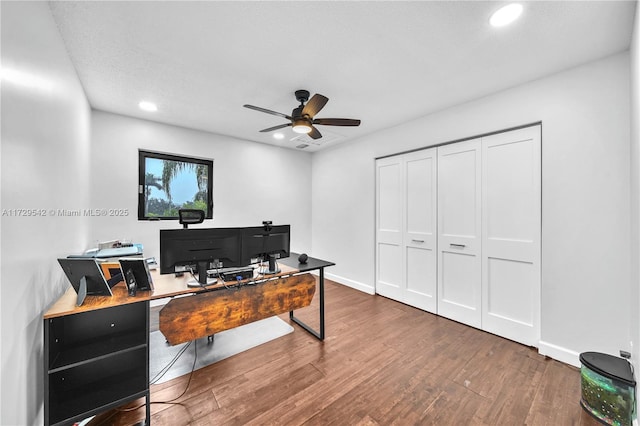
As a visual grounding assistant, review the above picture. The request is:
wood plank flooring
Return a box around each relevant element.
[92,278,600,425]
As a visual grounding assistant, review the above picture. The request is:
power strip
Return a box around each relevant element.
[220,268,254,282]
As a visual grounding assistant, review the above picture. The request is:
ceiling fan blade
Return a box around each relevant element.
[302,94,329,118]
[313,118,361,127]
[244,104,292,120]
[308,126,322,140]
[259,123,291,133]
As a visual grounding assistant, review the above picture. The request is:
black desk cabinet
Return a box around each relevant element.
[44,301,150,426]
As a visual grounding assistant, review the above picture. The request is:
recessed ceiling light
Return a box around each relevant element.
[490,3,523,27]
[138,101,157,112]
[273,133,285,140]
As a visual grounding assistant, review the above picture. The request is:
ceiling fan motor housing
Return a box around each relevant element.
[295,89,310,104]
[291,105,305,119]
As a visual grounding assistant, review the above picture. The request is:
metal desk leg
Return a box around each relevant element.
[146,391,151,425]
[290,267,325,340]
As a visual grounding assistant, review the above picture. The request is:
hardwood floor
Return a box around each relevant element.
[94,278,600,425]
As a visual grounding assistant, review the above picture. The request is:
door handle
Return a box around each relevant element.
[411,239,425,243]
[450,243,466,249]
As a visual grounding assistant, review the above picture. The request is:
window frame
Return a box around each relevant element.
[138,150,214,221]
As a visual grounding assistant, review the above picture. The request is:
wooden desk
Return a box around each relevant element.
[43,255,333,426]
[46,262,301,317]
[157,269,317,345]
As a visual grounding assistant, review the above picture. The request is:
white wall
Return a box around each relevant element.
[0,2,92,425]
[89,111,313,262]
[629,0,640,401]
[312,52,631,367]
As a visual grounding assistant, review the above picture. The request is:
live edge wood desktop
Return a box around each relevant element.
[43,253,334,426]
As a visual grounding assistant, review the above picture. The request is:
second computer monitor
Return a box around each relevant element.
[241,225,290,273]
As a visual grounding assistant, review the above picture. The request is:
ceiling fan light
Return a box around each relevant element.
[292,119,312,134]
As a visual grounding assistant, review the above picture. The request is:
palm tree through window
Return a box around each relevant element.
[138,150,213,220]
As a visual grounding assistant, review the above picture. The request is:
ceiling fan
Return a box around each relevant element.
[243,90,361,140]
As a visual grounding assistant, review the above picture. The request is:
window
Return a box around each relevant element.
[138,150,213,220]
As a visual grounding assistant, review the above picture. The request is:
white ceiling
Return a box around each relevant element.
[49,1,636,152]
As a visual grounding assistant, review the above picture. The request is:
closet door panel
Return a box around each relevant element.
[406,154,435,237]
[406,246,435,299]
[486,258,535,325]
[482,126,541,346]
[378,159,402,241]
[404,150,437,312]
[441,252,477,308]
[437,139,481,328]
[378,243,402,293]
[439,151,477,238]
[376,157,404,301]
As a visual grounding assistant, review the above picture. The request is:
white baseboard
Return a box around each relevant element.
[325,272,375,295]
[538,340,581,368]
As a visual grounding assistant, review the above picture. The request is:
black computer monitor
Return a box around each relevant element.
[58,258,114,306]
[159,227,243,286]
[240,225,290,274]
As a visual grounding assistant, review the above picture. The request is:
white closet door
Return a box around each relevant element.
[437,139,482,328]
[376,156,404,302]
[404,149,437,312]
[376,150,437,312]
[481,126,541,346]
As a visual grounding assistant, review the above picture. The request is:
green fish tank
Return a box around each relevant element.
[580,352,636,426]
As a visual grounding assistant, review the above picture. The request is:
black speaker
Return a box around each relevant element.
[298,253,308,264]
